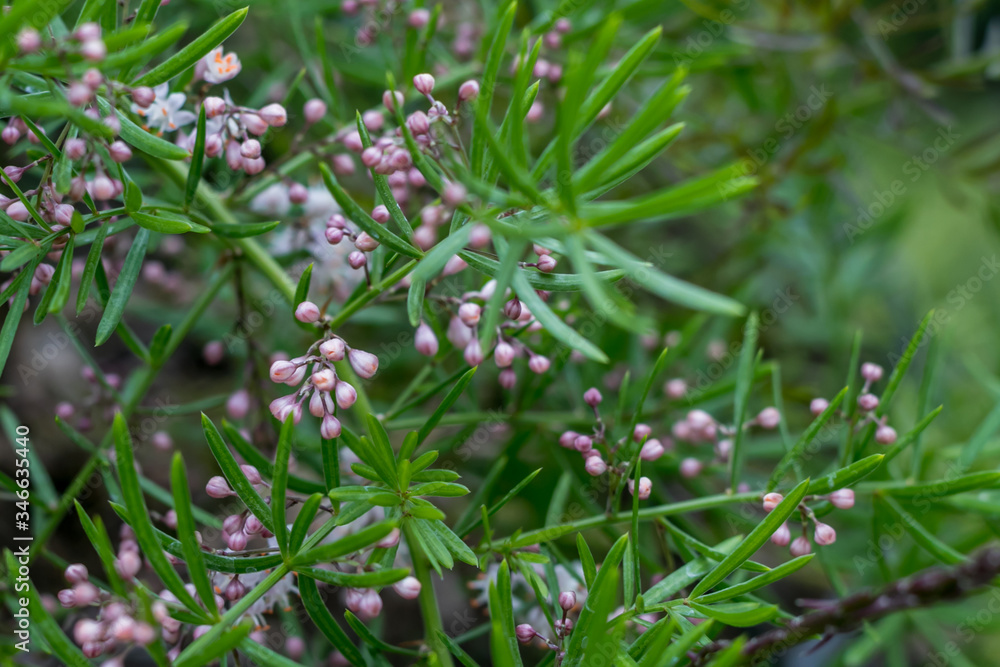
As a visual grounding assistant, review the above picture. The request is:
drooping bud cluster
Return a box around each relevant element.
[768,487,855,556]
[810,361,897,445]
[267,301,377,436]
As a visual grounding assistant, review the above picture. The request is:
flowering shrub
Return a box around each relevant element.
[3,1,1000,666]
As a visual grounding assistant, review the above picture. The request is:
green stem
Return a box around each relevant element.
[403,522,454,667]
[485,491,760,552]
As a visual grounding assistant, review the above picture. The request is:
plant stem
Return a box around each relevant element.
[403,522,455,667]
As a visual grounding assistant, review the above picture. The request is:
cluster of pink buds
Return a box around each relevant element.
[767,488,855,556]
[49,366,124,433]
[323,212,386,275]
[412,276,552,389]
[515,587,578,657]
[811,362,897,445]
[669,406,779,480]
[209,465,273,551]
[186,91,286,174]
[267,301,377,436]
[15,22,106,60]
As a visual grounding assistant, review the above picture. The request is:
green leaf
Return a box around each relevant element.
[208,219,281,237]
[593,233,745,316]
[292,519,398,566]
[577,533,597,589]
[690,479,810,598]
[879,496,965,564]
[412,366,477,450]
[40,234,75,318]
[687,600,778,627]
[95,227,149,345]
[878,471,1000,498]
[879,310,933,419]
[319,162,421,258]
[459,248,624,292]
[170,452,220,619]
[74,501,128,596]
[694,554,814,603]
[184,105,207,210]
[356,111,413,240]
[345,610,422,656]
[76,222,109,314]
[806,454,883,495]
[488,560,525,667]
[768,387,848,490]
[298,575,366,666]
[112,106,191,159]
[296,565,409,588]
[364,414,399,489]
[0,259,37,378]
[0,241,40,272]
[563,534,628,666]
[294,263,313,308]
[884,406,943,465]
[201,413,275,533]
[471,1,517,177]
[271,415,294,554]
[428,519,478,566]
[174,623,253,667]
[407,224,473,326]
[511,268,608,362]
[131,210,208,234]
[113,414,207,618]
[729,312,759,490]
[289,493,323,555]
[133,8,249,87]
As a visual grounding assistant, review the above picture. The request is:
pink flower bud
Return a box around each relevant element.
[499,368,517,389]
[288,182,308,204]
[371,204,390,223]
[415,322,439,356]
[559,431,579,448]
[528,355,550,374]
[829,488,855,509]
[335,381,357,409]
[629,476,652,500]
[244,515,263,535]
[771,522,791,546]
[91,174,115,200]
[74,619,102,644]
[295,301,321,323]
[408,8,430,28]
[224,578,246,601]
[259,103,287,127]
[536,254,557,272]
[358,590,383,619]
[348,348,379,379]
[861,362,883,382]
[206,476,235,498]
[227,389,250,419]
[115,551,141,578]
[443,255,467,275]
[2,125,20,145]
[130,86,155,108]
[393,575,422,599]
[680,457,703,479]
[662,378,686,399]
[443,180,467,206]
[133,622,155,645]
[583,387,602,407]
[348,250,367,269]
[81,39,107,61]
[362,109,384,131]
[383,89,405,112]
[585,456,607,476]
[813,522,836,546]
[243,113,269,136]
[152,431,173,451]
[762,492,783,512]
[413,73,436,95]
[458,302,481,326]
[809,398,829,415]
[790,535,812,557]
[240,139,261,159]
[459,80,480,102]
[67,81,93,106]
[226,530,248,551]
[757,407,781,429]
[17,28,41,54]
[107,140,131,163]
[361,147,382,168]
[65,563,88,584]
[304,98,327,124]
[494,341,515,367]
[270,360,298,382]
[516,624,535,644]
[407,110,430,135]
[875,425,897,445]
[559,591,577,611]
[640,439,665,461]
[857,393,879,412]
[574,435,593,453]
[354,232,380,253]
[223,514,244,535]
[464,339,484,366]
[321,338,346,361]
[326,227,344,245]
[240,465,262,485]
[343,131,363,152]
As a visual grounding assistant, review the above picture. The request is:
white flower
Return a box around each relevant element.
[131,84,196,135]
[200,47,241,84]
